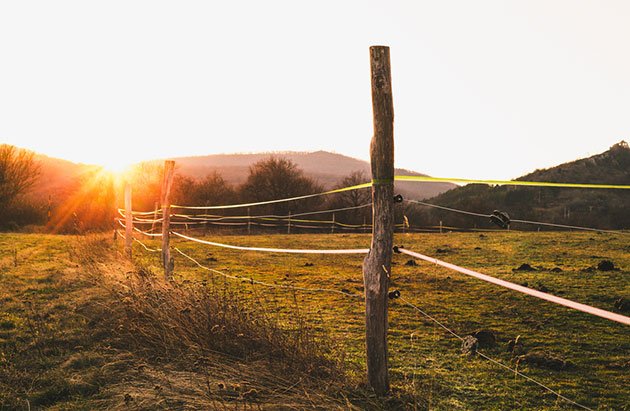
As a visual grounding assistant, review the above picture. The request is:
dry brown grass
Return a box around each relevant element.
[69,235,389,410]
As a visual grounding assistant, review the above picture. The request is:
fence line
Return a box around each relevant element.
[173,247,363,298]
[404,199,627,234]
[171,231,370,254]
[171,182,372,210]
[396,247,630,326]
[394,175,630,190]
[125,232,595,410]
[398,297,593,411]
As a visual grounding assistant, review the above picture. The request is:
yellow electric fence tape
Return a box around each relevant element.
[393,175,630,190]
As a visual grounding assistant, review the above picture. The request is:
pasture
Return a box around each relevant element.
[0,231,628,409]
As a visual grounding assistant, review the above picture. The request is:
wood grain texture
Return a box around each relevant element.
[362,45,394,395]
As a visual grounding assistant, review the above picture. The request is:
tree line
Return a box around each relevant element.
[0,147,372,233]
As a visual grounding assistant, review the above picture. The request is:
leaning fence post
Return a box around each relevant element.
[161,160,175,280]
[362,45,395,395]
[124,182,133,257]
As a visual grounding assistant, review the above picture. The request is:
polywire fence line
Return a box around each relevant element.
[396,247,630,326]
[171,203,372,221]
[125,237,363,299]
[172,231,370,254]
[134,237,161,252]
[394,175,630,190]
[120,228,598,409]
[397,297,593,411]
[119,174,630,217]
[171,182,372,210]
[404,199,628,235]
[173,247,363,298]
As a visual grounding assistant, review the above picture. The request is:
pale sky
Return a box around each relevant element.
[1,1,628,179]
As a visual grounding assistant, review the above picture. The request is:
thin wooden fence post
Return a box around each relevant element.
[124,182,133,257]
[288,211,292,234]
[151,201,158,234]
[331,213,336,234]
[363,45,395,396]
[247,207,251,235]
[161,160,175,280]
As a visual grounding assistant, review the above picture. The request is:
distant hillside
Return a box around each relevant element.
[29,154,96,202]
[168,150,455,200]
[408,142,630,230]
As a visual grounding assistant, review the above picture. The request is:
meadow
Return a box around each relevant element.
[0,231,628,409]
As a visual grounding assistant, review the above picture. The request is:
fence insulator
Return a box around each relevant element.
[490,210,511,229]
[388,290,401,299]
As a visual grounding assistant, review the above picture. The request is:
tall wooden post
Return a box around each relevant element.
[161,161,175,280]
[363,45,394,396]
[124,182,133,257]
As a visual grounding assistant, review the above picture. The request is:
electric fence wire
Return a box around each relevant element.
[396,247,630,326]
[394,175,630,190]
[122,233,602,409]
[172,231,370,254]
[398,297,594,411]
[171,182,372,210]
[404,199,627,235]
[170,203,372,222]
[173,247,362,298]
[134,237,161,252]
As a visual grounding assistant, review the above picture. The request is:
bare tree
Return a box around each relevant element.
[0,145,40,212]
[325,170,372,226]
[240,156,323,215]
[332,170,371,208]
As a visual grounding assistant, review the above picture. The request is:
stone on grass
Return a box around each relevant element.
[461,335,478,356]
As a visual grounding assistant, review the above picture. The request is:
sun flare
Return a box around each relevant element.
[100,159,133,176]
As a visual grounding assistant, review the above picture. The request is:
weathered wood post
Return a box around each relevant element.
[151,201,159,233]
[287,211,292,234]
[331,213,336,234]
[247,207,251,235]
[124,182,133,257]
[363,45,395,395]
[161,160,175,280]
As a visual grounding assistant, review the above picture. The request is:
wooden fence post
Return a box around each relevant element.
[247,207,251,235]
[331,213,336,234]
[124,182,133,257]
[288,211,292,234]
[151,201,159,234]
[161,160,175,280]
[362,45,394,395]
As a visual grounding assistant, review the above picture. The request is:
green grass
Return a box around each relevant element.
[133,230,629,410]
[0,231,628,409]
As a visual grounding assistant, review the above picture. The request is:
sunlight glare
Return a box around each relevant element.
[101,158,132,176]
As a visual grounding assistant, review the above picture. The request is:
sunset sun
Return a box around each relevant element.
[100,158,133,175]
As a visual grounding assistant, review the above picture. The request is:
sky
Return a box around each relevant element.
[0,1,629,180]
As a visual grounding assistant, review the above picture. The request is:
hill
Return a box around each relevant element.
[408,141,630,230]
[29,154,97,202]
[168,150,455,200]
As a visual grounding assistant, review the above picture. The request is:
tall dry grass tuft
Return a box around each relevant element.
[74,235,344,379]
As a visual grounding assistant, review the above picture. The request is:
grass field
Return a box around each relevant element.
[1,231,628,409]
